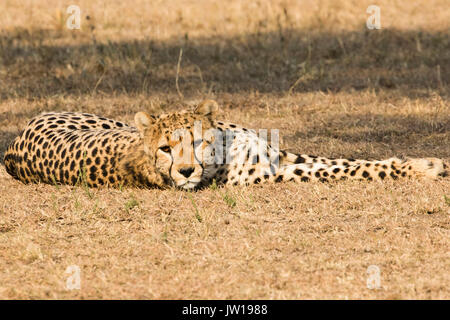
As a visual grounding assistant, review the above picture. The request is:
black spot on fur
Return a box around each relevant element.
[101,164,108,177]
[88,140,95,148]
[295,156,305,164]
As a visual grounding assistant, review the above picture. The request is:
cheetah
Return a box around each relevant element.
[3,100,448,189]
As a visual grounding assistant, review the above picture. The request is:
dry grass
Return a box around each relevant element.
[0,0,449,299]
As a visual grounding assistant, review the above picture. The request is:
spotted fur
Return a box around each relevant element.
[4,100,448,189]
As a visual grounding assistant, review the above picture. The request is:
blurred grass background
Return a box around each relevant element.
[0,0,448,98]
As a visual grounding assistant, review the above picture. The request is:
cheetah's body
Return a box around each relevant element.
[4,101,448,189]
[4,112,146,187]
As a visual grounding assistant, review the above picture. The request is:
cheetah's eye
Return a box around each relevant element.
[159,145,171,153]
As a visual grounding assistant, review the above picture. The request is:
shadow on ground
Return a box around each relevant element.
[283,113,450,158]
[0,27,448,98]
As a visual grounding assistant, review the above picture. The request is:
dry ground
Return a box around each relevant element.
[0,0,449,299]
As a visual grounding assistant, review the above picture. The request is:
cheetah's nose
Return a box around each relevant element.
[179,167,195,178]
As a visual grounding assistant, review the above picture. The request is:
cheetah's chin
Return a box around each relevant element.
[178,181,201,190]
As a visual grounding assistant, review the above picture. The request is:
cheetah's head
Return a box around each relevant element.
[134,100,219,189]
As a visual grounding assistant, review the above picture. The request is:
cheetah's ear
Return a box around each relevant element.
[134,112,156,133]
[194,100,219,117]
